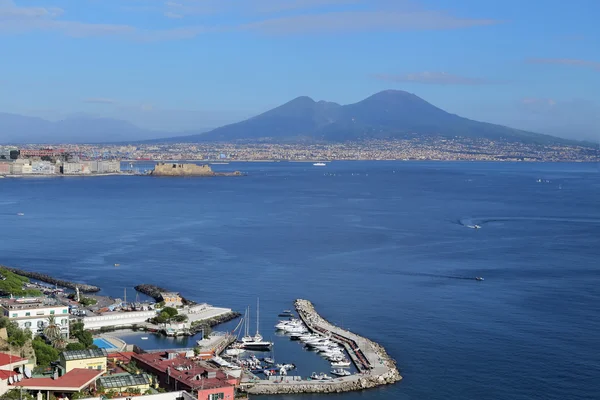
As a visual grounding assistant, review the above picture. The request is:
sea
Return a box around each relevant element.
[1,161,599,400]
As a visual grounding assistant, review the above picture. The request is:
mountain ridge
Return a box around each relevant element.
[0,90,594,147]
[160,90,582,146]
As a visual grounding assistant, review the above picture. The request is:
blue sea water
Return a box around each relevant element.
[1,161,599,400]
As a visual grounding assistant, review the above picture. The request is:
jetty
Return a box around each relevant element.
[241,299,401,395]
[134,284,195,305]
[1,265,100,292]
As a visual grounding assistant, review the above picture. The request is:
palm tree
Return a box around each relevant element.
[44,316,61,343]
[52,337,67,350]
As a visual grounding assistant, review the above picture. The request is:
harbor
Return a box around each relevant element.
[228,299,401,395]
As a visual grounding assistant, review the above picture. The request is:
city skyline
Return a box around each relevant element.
[0,0,599,141]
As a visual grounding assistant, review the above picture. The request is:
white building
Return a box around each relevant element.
[62,162,84,174]
[82,310,156,330]
[83,160,120,174]
[31,161,56,174]
[0,298,70,338]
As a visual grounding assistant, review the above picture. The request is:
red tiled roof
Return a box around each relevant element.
[132,352,234,391]
[108,352,135,363]
[15,368,103,390]
[0,353,27,367]
[0,370,18,380]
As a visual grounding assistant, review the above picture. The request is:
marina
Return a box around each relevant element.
[237,299,401,395]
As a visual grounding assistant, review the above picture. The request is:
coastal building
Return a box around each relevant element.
[20,148,66,159]
[131,352,237,400]
[0,297,69,338]
[82,310,156,330]
[97,372,152,393]
[31,160,56,174]
[62,162,84,174]
[83,160,121,174]
[60,348,108,373]
[0,353,29,397]
[0,162,10,175]
[160,293,183,308]
[9,159,30,175]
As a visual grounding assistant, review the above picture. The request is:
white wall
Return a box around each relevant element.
[83,311,156,330]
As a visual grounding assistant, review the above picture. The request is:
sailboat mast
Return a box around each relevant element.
[256,298,260,335]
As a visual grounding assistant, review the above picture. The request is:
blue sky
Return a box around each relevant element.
[0,0,599,140]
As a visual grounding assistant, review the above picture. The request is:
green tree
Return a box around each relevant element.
[9,150,19,160]
[162,307,178,317]
[2,389,35,400]
[32,337,59,367]
[44,316,61,342]
[75,330,94,348]
[171,314,188,323]
[1,318,31,348]
[66,342,86,351]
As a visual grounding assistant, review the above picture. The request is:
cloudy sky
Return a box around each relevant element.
[0,0,599,140]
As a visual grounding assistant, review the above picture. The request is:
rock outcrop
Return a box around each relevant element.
[150,163,242,177]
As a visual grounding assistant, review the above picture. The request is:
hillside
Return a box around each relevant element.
[0,113,159,143]
[162,90,575,145]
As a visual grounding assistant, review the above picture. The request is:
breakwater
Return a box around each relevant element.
[243,299,401,395]
[0,265,100,292]
[134,284,195,305]
[190,311,241,334]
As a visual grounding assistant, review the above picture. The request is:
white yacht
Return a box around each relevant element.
[241,299,273,350]
[313,162,326,166]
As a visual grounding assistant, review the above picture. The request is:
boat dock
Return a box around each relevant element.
[241,299,401,395]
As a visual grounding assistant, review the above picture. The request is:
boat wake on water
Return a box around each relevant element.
[394,271,483,281]
[457,216,600,229]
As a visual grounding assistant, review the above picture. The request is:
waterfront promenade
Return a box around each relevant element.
[242,299,401,395]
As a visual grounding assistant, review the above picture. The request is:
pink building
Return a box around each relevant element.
[0,162,10,175]
[132,352,237,400]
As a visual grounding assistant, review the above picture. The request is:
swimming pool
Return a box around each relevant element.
[93,338,117,350]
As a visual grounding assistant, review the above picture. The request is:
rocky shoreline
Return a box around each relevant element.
[0,265,100,292]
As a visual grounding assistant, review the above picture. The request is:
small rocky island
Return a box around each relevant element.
[150,163,242,177]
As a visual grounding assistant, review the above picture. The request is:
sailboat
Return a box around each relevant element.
[241,298,273,350]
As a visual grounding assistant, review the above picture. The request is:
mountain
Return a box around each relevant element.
[0,113,159,143]
[161,90,577,145]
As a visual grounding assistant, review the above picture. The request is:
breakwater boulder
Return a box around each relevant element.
[134,284,195,305]
[150,163,243,177]
[1,266,100,292]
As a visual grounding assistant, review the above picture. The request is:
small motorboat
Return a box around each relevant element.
[331,368,351,377]
[475,277,484,281]
[141,337,148,340]
[114,263,120,267]
[17,213,24,216]
[278,310,294,317]
[264,357,274,364]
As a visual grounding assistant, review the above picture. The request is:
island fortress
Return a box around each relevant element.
[150,162,242,176]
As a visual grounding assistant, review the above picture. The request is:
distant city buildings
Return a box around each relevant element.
[0,138,597,177]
